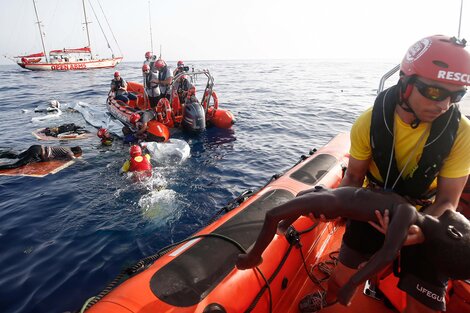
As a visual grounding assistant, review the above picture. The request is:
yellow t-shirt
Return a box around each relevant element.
[350,107,470,191]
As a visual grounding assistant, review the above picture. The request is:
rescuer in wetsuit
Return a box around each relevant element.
[0,145,82,169]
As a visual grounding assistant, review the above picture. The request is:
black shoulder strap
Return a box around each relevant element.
[370,85,401,190]
[370,85,460,199]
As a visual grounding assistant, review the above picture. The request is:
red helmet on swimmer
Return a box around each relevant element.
[400,35,470,86]
[97,128,109,138]
[129,145,142,157]
[145,51,152,59]
[130,113,141,124]
[142,64,150,72]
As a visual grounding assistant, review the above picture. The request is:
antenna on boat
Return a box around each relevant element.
[148,0,154,54]
[32,0,48,62]
[82,0,93,59]
[458,0,464,39]
[159,44,162,59]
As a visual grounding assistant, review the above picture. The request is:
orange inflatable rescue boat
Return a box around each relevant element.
[80,133,469,313]
[106,69,234,141]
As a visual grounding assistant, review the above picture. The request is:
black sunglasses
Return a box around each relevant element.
[414,79,467,103]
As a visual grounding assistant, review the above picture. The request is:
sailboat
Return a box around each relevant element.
[15,0,123,71]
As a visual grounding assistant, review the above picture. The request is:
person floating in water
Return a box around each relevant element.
[120,145,152,176]
[235,186,470,308]
[0,145,82,169]
[44,123,88,137]
[97,128,114,146]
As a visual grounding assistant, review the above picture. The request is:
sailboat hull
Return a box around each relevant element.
[18,57,123,71]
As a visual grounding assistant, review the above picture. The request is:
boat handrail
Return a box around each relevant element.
[377,64,400,94]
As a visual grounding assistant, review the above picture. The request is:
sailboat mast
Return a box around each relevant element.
[148,0,154,53]
[82,0,93,59]
[32,0,48,62]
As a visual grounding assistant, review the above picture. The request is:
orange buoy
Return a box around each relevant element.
[147,120,170,142]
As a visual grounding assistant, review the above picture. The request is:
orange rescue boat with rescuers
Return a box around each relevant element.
[106,61,234,141]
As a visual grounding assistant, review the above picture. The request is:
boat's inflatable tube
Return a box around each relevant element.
[85,133,350,313]
[207,108,235,129]
[143,139,190,165]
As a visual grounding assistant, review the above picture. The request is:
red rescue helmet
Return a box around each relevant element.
[155,59,165,69]
[177,60,184,67]
[130,145,142,157]
[142,64,150,72]
[130,112,141,124]
[114,71,120,77]
[97,128,109,138]
[145,51,152,59]
[401,35,470,86]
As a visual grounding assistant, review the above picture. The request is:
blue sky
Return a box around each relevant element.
[0,0,468,65]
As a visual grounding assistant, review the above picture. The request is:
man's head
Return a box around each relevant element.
[71,146,82,157]
[177,60,184,68]
[155,59,166,70]
[97,128,110,139]
[114,71,121,79]
[423,210,470,279]
[145,51,152,60]
[399,35,470,122]
[142,64,150,74]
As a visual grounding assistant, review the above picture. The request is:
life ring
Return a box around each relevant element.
[202,90,219,117]
[171,88,182,117]
[156,98,173,127]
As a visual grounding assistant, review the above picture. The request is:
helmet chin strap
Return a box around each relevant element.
[398,75,421,128]
[398,100,421,128]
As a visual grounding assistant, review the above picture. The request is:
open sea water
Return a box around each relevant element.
[0,59,397,313]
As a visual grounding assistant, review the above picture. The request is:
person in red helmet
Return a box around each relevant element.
[128,111,158,141]
[143,51,157,71]
[120,144,152,175]
[173,74,196,105]
[153,58,173,103]
[97,128,113,146]
[142,64,160,108]
[297,35,470,313]
[173,60,186,76]
[110,71,137,104]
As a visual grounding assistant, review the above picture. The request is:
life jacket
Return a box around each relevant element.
[129,155,152,172]
[369,85,461,199]
[113,78,124,90]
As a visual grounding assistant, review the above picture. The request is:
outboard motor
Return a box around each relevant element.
[182,101,206,132]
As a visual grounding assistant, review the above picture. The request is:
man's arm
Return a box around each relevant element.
[424,176,467,216]
[339,156,370,187]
